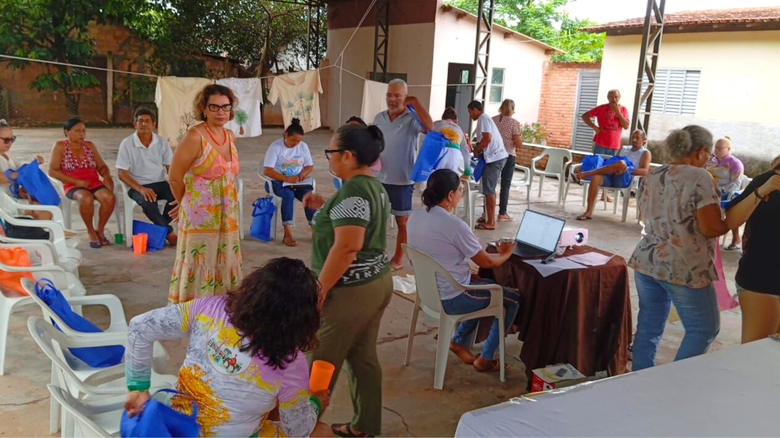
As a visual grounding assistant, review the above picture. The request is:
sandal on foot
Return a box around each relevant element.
[282,236,297,247]
[576,214,592,221]
[474,357,507,373]
[99,237,110,246]
[571,173,582,185]
[498,215,513,222]
[332,423,373,438]
[476,216,487,224]
[725,244,742,251]
[475,223,496,230]
[89,241,102,249]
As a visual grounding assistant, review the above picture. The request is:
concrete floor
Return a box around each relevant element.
[0,127,744,437]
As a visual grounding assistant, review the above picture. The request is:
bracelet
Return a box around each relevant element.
[309,395,322,416]
[755,189,764,201]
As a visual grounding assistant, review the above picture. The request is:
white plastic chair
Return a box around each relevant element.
[511,164,533,205]
[0,186,71,231]
[47,384,123,438]
[530,149,572,204]
[119,182,169,248]
[460,178,485,230]
[563,162,640,222]
[402,244,505,390]
[257,164,316,240]
[0,238,81,375]
[47,176,123,234]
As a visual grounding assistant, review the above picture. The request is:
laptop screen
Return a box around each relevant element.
[515,210,566,252]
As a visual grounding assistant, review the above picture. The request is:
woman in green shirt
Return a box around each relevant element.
[303,123,390,438]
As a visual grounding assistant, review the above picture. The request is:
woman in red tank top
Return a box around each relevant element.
[49,117,116,248]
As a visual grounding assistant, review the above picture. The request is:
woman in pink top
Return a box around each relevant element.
[49,117,116,248]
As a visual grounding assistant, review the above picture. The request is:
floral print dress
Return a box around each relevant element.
[169,134,242,304]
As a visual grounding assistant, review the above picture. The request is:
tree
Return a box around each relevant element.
[0,0,145,115]
[448,0,604,62]
[134,0,326,79]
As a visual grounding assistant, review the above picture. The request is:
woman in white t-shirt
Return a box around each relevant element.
[262,118,315,247]
[408,169,522,372]
[0,119,50,220]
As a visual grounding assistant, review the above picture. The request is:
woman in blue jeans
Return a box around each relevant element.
[408,169,521,372]
[263,118,316,246]
[628,125,730,371]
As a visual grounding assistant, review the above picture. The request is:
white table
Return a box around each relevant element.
[456,339,780,437]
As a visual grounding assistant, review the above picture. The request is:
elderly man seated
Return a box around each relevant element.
[573,129,652,221]
[116,108,177,245]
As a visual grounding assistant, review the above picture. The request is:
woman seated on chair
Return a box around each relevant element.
[407,169,522,372]
[124,258,332,437]
[262,118,315,247]
[49,117,115,248]
[0,119,51,220]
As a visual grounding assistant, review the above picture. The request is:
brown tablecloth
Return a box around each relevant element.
[479,245,632,385]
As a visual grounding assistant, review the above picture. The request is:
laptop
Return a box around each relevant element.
[511,210,566,258]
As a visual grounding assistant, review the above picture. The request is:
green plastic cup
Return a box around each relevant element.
[115,233,123,244]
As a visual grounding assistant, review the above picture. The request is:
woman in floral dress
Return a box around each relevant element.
[168,84,243,304]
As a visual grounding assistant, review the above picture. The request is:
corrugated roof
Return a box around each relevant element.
[581,6,780,34]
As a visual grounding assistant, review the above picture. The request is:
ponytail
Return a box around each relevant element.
[334,124,385,166]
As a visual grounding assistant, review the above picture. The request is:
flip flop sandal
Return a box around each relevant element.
[89,241,102,249]
[571,173,583,185]
[474,357,507,373]
[332,423,373,438]
[282,236,297,247]
[475,223,496,230]
[724,244,742,251]
[576,215,592,221]
[476,216,487,224]
[498,215,514,222]
[99,237,111,246]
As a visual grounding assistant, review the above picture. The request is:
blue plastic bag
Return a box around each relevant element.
[411,131,448,182]
[602,156,636,189]
[35,279,125,368]
[579,155,604,181]
[5,160,60,205]
[120,389,199,438]
[132,220,168,252]
[472,156,487,182]
[250,197,276,241]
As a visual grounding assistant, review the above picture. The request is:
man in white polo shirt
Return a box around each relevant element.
[468,100,508,230]
[116,108,177,244]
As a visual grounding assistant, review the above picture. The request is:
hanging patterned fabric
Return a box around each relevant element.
[216,78,264,138]
[268,70,322,132]
[361,80,388,123]
[155,77,214,147]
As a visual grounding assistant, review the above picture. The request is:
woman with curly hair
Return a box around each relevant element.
[124,258,331,437]
[168,84,242,303]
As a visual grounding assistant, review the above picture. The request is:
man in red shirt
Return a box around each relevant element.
[581,89,630,156]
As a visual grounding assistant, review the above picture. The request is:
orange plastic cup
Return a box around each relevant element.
[132,233,148,254]
[309,360,335,392]
[140,233,148,251]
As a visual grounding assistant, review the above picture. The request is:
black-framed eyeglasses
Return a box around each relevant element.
[324,149,345,160]
[207,104,233,113]
[0,136,17,145]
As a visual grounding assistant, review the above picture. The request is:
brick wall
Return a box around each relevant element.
[1,23,240,125]
[537,61,601,149]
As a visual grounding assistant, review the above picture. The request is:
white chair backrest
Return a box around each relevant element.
[47,384,117,438]
[21,278,89,340]
[403,244,469,318]
[740,176,752,191]
[539,149,572,173]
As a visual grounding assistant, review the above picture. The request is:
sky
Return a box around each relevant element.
[564,0,780,25]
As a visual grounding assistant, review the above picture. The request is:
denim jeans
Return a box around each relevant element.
[632,271,720,371]
[441,279,522,359]
[269,180,316,225]
[498,155,517,215]
[593,144,618,156]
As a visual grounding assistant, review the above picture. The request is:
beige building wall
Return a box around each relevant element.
[430,10,549,125]
[324,23,436,129]
[598,31,780,159]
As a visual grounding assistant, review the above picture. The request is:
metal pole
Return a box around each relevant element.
[472,0,495,103]
[372,0,389,82]
[630,0,665,134]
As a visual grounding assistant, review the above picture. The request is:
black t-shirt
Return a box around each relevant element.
[725,170,780,295]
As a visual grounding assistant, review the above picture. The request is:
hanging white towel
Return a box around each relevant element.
[268,70,323,133]
[361,80,388,123]
[216,78,263,138]
[154,77,213,147]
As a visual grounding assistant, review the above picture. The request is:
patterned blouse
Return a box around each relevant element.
[125,295,317,438]
[492,115,522,156]
[628,165,722,288]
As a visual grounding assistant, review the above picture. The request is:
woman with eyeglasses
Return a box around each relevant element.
[49,117,116,247]
[168,84,242,304]
[302,123,390,438]
[0,119,51,220]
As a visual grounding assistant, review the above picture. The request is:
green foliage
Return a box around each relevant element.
[447,0,604,62]
[0,0,144,115]
[521,122,548,143]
